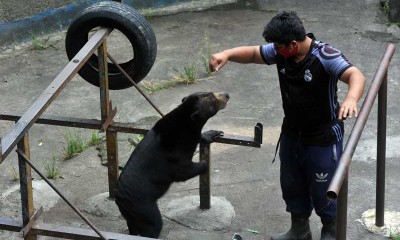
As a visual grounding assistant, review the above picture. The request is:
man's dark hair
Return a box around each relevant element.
[262,11,307,45]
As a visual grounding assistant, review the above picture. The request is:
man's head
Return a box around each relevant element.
[262,11,307,58]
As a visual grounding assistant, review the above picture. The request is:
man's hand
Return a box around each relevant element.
[339,97,358,120]
[339,66,365,120]
[209,52,228,72]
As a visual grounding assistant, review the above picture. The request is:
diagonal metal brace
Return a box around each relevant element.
[15,149,108,240]
[100,101,117,133]
[21,207,43,237]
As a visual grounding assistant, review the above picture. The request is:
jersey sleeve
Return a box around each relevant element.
[317,45,353,79]
[259,43,277,65]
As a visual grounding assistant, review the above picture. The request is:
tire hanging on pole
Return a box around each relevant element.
[65,1,157,90]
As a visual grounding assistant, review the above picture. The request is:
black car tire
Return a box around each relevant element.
[65,1,157,90]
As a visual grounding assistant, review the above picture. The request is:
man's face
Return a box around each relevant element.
[274,41,298,58]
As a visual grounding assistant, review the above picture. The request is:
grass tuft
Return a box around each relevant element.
[45,157,61,180]
[63,130,87,160]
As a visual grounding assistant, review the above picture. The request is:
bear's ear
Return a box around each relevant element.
[181,96,187,102]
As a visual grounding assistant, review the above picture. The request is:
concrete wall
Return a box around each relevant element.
[0,0,193,48]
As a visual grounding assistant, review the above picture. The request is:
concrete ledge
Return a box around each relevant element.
[0,0,237,49]
[0,0,103,48]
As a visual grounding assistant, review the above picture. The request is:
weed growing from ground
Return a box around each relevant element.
[63,130,87,160]
[172,63,197,84]
[31,34,57,50]
[88,131,103,147]
[45,157,61,180]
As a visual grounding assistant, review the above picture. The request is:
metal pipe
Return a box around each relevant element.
[375,71,388,227]
[327,43,396,200]
[15,149,108,240]
[106,53,164,117]
[199,143,211,209]
[336,174,348,240]
[98,41,119,199]
[17,133,36,240]
[0,113,263,147]
[0,28,111,164]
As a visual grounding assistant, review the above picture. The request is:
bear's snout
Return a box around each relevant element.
[214,92,230,110]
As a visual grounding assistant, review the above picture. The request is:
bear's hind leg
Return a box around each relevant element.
[136,202,163,238]
[115,198,140,235]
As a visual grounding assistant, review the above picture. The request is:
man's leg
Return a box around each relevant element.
[271,133,312,240]
[304,140,343,240]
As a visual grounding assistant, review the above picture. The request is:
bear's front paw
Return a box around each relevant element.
[200,130,224,144]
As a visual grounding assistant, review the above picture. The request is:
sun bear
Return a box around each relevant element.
[115,91,230,238]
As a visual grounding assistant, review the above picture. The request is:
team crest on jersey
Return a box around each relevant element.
[304,69,312,82]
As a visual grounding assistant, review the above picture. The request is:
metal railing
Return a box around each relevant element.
[0,27,262,239]
[327,43,396,239]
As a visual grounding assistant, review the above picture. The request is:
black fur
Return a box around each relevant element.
[115,92,229,238]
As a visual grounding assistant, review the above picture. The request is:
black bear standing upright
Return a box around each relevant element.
[115,92,230,238]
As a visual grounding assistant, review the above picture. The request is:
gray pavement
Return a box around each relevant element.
[1,0,400,239]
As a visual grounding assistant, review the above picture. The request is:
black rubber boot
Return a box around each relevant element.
[271,213,312,240]
[320,218,336,240]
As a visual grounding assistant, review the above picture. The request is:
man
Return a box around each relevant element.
[209,11,365,240]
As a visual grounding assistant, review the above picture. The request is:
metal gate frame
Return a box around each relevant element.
[0,27,262,239]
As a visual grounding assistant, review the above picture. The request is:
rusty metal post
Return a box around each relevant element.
[199,143,211,209]
[327,44,395,199]
[327,44,395,240]
[336,174,348,240]
[17,133,37,240]
[98,40,119,199]
[375,71,387,227]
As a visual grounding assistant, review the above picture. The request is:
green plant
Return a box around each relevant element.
[135,134,144,143]
[127,134,145,147]
[88,131,103,146]
[201,28,213,76]
[172,63,197,84]
[202,54,212,76]
[63,130,87,160]
[141,9,154,20]
[45,157,61,180]
[140,78,192,93]
[140,80,175,93]
[390,230,400,240]
[383,1,390,16]
[31,34,54,50]
[391,234,400,240]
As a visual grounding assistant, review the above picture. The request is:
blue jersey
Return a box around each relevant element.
[260,35,352,145]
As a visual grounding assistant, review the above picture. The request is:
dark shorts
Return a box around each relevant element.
[279,131,343,218]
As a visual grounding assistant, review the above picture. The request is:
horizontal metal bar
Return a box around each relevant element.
[0,217,23,232]
[31,223,155,240]
[0,113,263,148]
[0,112,149,134]
[0,28,112,164]
[214,134,260,147]
[0,218,154,239]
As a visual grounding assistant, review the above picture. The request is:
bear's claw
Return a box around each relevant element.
[200,130,224,144]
